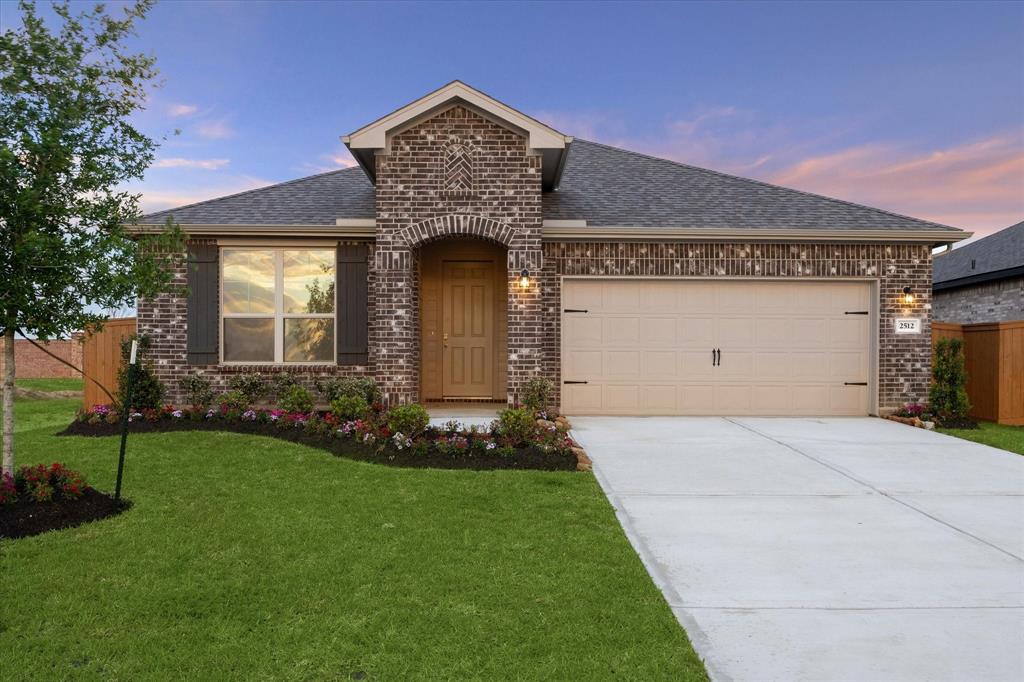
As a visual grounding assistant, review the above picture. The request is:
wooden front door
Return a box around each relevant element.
[443,261,494,397]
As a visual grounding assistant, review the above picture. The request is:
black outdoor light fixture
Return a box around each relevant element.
[902,286,915,305]
[519,268,531,289]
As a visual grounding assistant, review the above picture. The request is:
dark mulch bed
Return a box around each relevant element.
[939,417,979,429]
[1,489,130,540]
[59,420,577,472]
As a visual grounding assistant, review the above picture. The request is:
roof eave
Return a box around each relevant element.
[933,265,1024,291]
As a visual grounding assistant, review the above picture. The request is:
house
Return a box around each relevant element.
[933,221,1024,324]
[135,81,970,416]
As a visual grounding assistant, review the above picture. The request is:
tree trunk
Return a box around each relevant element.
[2,327,15,475]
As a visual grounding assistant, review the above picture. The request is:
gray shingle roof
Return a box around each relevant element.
[544,140,962,232]
[142,166,375,225]
[140,138,964,235]
[933,221,1024,287]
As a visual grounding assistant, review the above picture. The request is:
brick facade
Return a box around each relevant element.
[372,105,543,405]
[541,242,935,412]
[933,275,1024,324]
[0,337,83,379]
[139,104,938,414]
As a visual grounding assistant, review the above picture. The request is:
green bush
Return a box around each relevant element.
[269,372,301,402]
[178,374,214,410]
[116,334,165,409]
[218,390,249,412]
[521,377,554,413]
[386,403,430,437]
[315,376,380,404]
[930,338,971,421]
[280,385,315,414]
[495,407,536,447]
[228,373,268,405]
[330,394,370,421]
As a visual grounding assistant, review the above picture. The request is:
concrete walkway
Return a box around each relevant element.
[570,416,1024,682]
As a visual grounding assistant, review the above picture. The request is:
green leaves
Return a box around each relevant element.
[0,0,182,341]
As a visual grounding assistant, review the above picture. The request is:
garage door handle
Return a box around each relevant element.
[712,348,721,366]
[563,380,588,385]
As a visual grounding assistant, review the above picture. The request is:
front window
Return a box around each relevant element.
[221,248,335,363]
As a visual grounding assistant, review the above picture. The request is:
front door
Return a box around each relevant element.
[442,261,494,397]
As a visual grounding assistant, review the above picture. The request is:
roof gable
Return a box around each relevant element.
[343,81,572,190]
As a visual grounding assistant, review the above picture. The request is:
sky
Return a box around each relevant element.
[5,0,1023,243]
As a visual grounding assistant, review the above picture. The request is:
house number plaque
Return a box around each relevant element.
[894,318,921,334]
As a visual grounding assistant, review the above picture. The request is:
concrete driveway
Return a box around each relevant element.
[570,417,1024,682]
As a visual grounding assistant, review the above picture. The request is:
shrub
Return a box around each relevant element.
[494,407,536,447]
[228,373,269,405]
[521,377,554,413]
[14,463,88,503]
[280,384,315,414]
[269,372,301,402]
[117,334,165,409]
[930,338,971,421]
[315,376,380,404]
[178,374,214,410]
[218,390,249,412]
[331,394,370,421]
[386,403,430,438]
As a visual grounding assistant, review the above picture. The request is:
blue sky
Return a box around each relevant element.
[8,0,1024,239]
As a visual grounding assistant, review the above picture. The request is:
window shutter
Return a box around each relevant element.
[186,243,219,365]
[336,243,369,365]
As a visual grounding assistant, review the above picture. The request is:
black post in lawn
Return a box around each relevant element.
[114,340,137,501]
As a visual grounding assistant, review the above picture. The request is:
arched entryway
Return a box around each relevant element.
[418,237,508,401]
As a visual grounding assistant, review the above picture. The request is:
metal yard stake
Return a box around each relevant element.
[114,339,137,501]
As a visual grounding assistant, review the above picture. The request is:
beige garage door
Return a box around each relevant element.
[561,279,872,416]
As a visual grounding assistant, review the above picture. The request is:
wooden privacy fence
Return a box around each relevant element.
[933,321,1024,425]
[82,317,137,409]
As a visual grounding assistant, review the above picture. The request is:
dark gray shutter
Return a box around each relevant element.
[336,243,369,365]
[186,243,219,365]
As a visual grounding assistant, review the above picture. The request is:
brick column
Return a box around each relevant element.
[507,248,545,404]
[372,247,418,405]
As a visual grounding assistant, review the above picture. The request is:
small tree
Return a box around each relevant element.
[1,0,184,474]
[929,338,971,422]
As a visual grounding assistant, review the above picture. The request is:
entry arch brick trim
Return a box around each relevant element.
[399,214,517,249]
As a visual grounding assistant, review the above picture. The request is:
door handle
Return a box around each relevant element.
[713,348,720,366]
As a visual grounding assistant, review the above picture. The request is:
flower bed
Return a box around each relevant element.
[61,403,582,472]
[1,463,129,539]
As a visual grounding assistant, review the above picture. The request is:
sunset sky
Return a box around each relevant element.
[8,0,1023,242]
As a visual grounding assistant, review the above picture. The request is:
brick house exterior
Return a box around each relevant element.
[137,82,968,415]
[932,221,1023,325]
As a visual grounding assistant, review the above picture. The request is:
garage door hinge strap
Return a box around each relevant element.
[844,382,868,386]
[563,380,588,384]
[844,311,869,315]
[563,308,589,313]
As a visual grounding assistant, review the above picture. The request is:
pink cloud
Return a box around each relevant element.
[153,157,230,170]
[766,132,1024,236]
[133,176,274,214]
[168,103,198,117]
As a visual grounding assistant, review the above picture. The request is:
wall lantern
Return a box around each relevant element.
[519,269,531,289]
[902,286,915,305]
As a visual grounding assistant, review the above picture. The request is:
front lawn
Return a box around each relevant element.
[15,377,84,392]
[0,399,707,680]
[939,421,1024,456]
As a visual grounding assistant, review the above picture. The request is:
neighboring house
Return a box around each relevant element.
[0,337,82,379]
[135,81,969,416]
[933,221,1024,324]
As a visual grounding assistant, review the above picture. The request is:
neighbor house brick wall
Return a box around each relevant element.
[540,241,934,413]
[0,337,82,379]
[372,105,543,405]
[933,276,1024,324]
[138,239,374,406]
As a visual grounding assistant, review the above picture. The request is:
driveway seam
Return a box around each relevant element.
[725,418,1024,563]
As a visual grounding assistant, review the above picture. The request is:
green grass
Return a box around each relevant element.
[15,377,84,392]
[0,399,707,681]
[939,421,1024,455]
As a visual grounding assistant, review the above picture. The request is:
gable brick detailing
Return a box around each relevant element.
[373,105,544,405]
[442,140,474,194]
[541,241,934,413]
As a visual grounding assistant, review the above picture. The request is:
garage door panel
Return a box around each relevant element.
[562,280,872,416]
[603,317,640,345]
